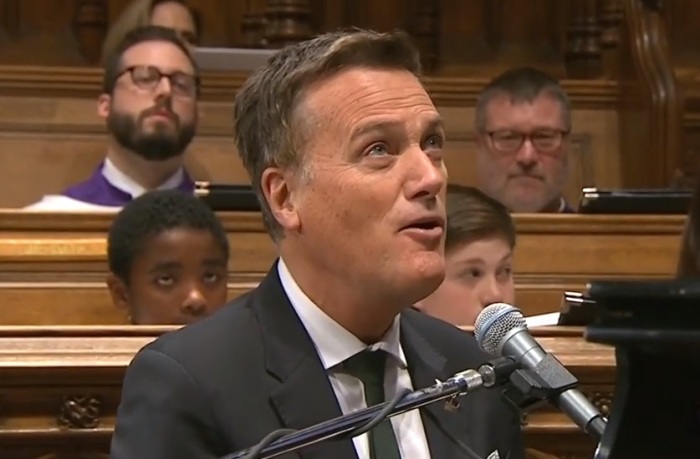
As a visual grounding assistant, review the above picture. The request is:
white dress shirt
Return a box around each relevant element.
[277,258,432,459]
[24,158,187,212]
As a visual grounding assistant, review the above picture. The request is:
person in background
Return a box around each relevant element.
[110,29,525,459]
[474,67,574,213]
[101,0,200,64]
[107,189,229,325]
[416,183,560,327]
[26,26,200,211]
[416,184,516,326]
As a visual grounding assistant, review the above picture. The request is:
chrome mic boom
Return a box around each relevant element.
[223,357,516,459]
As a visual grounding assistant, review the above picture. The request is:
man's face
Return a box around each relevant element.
[99,40,198,162]
[271,68,448,307]
[150,1,198,46]
[108,228,229,325]
[417,237,515,326]
[476,94,569,213]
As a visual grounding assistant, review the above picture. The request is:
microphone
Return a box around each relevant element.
[474,303,607,440]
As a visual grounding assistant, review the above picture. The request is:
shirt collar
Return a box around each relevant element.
[558,196,567,212]
[277,258,406,370]
[102,158,186,199]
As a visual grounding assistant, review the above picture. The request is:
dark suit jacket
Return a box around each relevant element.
[110,263,526,459]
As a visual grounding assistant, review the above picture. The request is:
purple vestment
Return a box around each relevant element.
[62,162,195,207]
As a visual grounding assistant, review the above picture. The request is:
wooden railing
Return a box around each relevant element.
[0,326,613,459]
[0,211,683,324]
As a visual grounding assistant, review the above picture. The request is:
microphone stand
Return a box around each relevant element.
[500,356,607,440]
[223,357,517,459]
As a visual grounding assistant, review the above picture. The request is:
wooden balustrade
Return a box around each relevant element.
[0,212,683,324]
[0,325,613,459]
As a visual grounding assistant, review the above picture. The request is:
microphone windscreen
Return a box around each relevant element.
[474,303,527,354]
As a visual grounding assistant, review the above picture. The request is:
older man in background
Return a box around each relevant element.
[474,67,574,213]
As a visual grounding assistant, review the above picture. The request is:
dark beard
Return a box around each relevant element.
[107,108,196,161]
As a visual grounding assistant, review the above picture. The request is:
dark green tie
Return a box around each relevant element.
[343,350,402,459]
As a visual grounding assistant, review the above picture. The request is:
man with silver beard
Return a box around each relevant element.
[26,25,199,211]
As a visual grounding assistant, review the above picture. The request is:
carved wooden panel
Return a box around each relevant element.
[0,0,627,77]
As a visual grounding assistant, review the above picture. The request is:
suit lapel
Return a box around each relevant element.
[401,313,474,459]
[253,263,357,459]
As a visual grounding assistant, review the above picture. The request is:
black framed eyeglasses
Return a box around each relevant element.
[118,65,199,98]
[486,129,570,155]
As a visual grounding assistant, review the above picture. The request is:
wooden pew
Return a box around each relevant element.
[0,326,613,459]
[0,211,683,324]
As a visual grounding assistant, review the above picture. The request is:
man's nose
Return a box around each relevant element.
[514,139,538,166]
[153,76,173,97]
[405,147,446,201]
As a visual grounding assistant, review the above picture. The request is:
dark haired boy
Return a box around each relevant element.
[107,189,229,324]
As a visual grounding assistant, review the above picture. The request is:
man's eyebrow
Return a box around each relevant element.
[425,116,445,134]
[350,120,403,139]
[350,115,445,139]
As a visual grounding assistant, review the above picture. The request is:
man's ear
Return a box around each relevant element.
[106,273,132,323]
[97,93,111,120]
[260,167,301,233]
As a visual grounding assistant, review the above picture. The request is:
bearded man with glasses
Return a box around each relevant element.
[474,67,574,214]
[27,25,200,211]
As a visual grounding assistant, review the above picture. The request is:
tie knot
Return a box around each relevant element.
[343,350,387,388]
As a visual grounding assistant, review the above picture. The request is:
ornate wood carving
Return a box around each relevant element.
[641,0,663,10]
[618,0,682,187]
[410,0,440,73]
[264,0,313,49]
[600,0,624,49]
[240,0,268,48]
[71,0,108,65]
[586,391,613,416]
[1,0,19,37]
[57,394,101,429]
[482,0,561,71]
[565,0,602,78]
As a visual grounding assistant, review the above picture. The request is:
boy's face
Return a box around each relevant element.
[108,228,229,325]
[416,236,515,326]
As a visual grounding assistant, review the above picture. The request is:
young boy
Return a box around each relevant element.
[416,184,517,326]
[106,189,230,325]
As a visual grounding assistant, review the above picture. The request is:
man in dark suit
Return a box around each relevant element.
[110,28,526,459]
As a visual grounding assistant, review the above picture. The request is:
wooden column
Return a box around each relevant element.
[600,0,624,77]
[240,0,268,48]
[410,0,439,73]
[0,0,20,37]
[565,0,603,78]
[264,0,312,49]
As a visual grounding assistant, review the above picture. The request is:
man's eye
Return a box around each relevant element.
[366,143,390,156]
